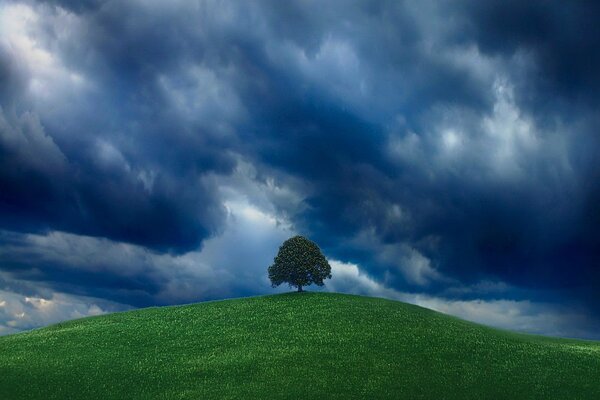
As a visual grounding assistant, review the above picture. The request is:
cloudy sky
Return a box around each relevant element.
[1,0,599,339]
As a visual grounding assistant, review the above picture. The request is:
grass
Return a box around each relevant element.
[0,292,599,399]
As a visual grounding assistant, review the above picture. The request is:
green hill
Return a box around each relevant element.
[0,292,599,399]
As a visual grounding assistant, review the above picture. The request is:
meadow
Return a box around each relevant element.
[1,292,599,399]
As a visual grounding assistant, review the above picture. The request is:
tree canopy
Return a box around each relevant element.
[268,236,332,292]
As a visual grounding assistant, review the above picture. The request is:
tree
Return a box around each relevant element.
[268,235,332,292]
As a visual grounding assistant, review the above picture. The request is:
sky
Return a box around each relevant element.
[0,0,599,339]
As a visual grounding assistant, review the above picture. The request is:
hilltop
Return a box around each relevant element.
[1,292,599,399]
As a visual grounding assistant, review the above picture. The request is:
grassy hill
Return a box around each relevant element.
[0,292,599,399]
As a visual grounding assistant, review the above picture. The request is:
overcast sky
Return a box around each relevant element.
[1,0,599,339]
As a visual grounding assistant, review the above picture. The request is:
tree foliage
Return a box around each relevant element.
[268,236,332,292]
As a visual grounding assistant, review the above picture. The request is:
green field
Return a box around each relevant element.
[0,292,599,399]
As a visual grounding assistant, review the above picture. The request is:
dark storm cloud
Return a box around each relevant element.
[457,0,600,103]
[1,0,600,335]
[227,0,600,309]
[0,0,235,252]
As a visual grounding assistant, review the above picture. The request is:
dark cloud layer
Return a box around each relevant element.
[1,0,599,336]
[459,0,600,103]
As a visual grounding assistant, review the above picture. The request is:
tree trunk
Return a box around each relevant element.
[297,285,303,292]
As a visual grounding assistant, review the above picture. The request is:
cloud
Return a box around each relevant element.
[0,288,128,336]
[0,1,231,252]
[346,228,444,287]
[326,260,600,340]
[456,0,600,104]
[0,172,295,308]
[0,0,599,337]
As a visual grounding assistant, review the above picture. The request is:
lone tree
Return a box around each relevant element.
[268,235,332,292]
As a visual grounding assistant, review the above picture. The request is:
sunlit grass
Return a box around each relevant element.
[1,292,599,399]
